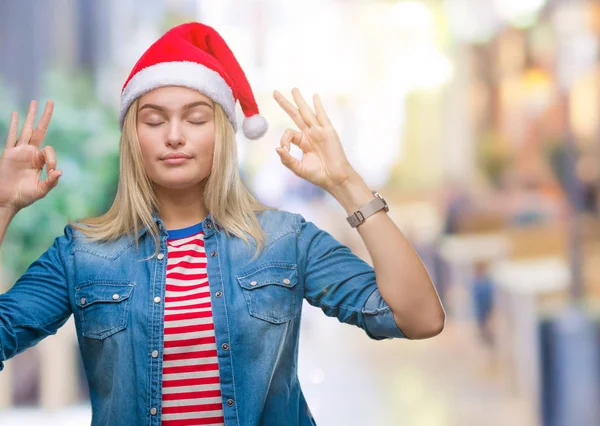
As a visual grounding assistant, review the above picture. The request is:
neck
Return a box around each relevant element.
[155,185,208,231]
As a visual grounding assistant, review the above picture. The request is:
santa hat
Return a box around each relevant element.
[119,22,268,140]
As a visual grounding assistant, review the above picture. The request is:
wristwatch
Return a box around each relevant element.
[346,190,389,228]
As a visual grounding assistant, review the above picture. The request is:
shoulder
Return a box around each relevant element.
[62,222,135,260]
[255,208,305,236]
[51,223,77,253]
[254,209,333,253]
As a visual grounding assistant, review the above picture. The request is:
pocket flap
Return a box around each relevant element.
[75,281,135,307]
[237,265,298,290]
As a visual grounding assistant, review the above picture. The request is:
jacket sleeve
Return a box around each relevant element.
[296,214,406,340]
[0,225,73,371]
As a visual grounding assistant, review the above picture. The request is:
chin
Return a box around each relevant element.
[154,177,208,191]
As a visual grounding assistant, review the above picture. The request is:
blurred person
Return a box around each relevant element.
[0,22,444,426]
[471,261,495,348]
[442,180,471,235]
[431,181,472,307]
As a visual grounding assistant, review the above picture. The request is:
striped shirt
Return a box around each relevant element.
[161,222,225,426]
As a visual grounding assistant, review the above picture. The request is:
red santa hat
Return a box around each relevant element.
[119,22,268,140]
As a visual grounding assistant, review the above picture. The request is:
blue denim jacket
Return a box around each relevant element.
[0,209,406,425]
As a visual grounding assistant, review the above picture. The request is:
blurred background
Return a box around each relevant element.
[1,0,600,425]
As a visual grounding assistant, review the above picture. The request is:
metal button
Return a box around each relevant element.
[211,251,217,257]
[112,294,119,300]
[250,281,257,286]
[150,407,157,415]
[283,278,291,285]
[226,399,234,407]
[206,222,212,229]
[152,350,159,358]
[222,343,229,351]
[80,297,86,305]
[215,291,223,298]
[154,296,161,303]
[157,253,165,260]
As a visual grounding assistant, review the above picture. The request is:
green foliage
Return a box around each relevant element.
[1,70,121,285]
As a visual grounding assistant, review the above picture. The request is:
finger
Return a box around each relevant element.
[29,100,54,148]
[16,100,37,146]
[4,112,18,150]
[273,90,308,130]
[38,169,62,197]
[313,93,332,127]
[281,129,310,153]
[275,145,303,177]
[34,145,57,173]
[291,88,319,127]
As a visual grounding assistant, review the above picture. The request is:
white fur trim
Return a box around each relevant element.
[119,61,236,130]
[242,114,268,140]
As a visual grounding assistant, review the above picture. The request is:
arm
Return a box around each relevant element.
[0,100,69,369]
[0,212,73,371]
[0,207,14,248]
[328,173,445,339]
[272,88,444,340]
[298,214,407,341]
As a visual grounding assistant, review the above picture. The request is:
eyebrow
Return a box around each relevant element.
[138,101,213,113]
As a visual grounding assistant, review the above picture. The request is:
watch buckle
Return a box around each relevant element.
[354,210,365,223]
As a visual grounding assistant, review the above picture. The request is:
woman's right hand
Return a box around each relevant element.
[0,100,62,214]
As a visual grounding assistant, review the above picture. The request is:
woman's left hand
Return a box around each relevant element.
[273,88,358,193]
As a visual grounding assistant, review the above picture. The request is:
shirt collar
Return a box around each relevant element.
[136,208,216,239]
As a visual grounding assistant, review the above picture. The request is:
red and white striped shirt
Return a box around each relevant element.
[161,223,225,426]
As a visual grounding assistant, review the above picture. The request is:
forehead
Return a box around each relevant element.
[138,86,213,108]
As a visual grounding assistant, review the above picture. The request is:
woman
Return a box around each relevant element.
[0,22,444,426]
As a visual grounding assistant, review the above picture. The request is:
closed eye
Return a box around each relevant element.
[145,122,164,127]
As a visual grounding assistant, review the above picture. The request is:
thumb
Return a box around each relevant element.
[38,169,62,197]
[276,146,303,177]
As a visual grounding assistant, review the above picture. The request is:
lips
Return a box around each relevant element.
[162,153,191,160]
[160,152,192,166]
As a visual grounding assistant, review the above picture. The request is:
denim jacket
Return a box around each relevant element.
[0,208,406,425]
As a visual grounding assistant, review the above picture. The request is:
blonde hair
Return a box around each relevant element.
[70,97,276,262]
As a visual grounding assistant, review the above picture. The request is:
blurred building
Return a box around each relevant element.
[0,0,167,107]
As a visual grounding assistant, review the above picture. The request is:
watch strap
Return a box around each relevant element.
[346,191,386,228]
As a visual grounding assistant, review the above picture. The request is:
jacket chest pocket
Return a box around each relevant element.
[74,281,135,340]
[236,264,299,324]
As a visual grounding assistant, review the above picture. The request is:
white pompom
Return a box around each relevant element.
[242,114,268,140]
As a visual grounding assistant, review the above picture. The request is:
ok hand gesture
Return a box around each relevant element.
[0,100,62,213]
[273,88,358,193]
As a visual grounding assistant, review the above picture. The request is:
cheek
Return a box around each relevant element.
[194,126,216,155]
[137,130,158,158]
[137,142,152,161]
[205,123,217,146]
[202,137,216,155]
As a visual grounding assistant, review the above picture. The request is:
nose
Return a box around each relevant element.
[166,121,185,148]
